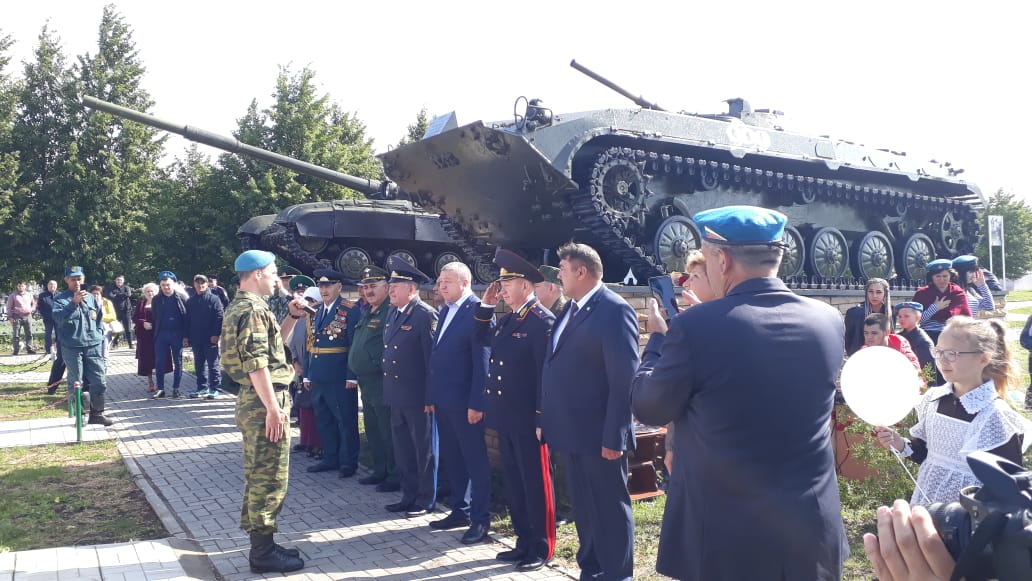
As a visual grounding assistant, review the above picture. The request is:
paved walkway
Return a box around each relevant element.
[2,349,575,580]
[0,540,189,581]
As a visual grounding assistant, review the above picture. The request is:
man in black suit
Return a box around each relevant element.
[540,242,638,581]
[381,256,439,515]
[426,262,492,544]
[476,249,557,572]
[632,206,848,581]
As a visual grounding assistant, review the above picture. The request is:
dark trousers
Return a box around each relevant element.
[62,343,107,397]
[437,406,491,524]
[391,405,437,510]
[500,427,550,559]
[113,310,133,347]
[563,451,634,581]
[10,317,33,354]
[42,318,56,353]
[154,333,183,390]
[358,381,397,483]
[311,382,360,469]
[191,341,221,391]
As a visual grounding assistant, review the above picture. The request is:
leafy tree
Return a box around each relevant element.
[0,31,22,233]
[397,107,431,148]
[975,189,1032,281]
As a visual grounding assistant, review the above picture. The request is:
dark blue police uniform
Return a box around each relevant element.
[475,249,557,571]
[632,206,848,581]
[303,270,361,477]
[382,258,439,513]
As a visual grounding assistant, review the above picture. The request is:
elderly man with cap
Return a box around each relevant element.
[300,269,361,478]
[895,301,935,374]
[540,242,639,581]
[152,271,189,399]
[52,266,113,426]
[475,249,556,571]
[347,265,400,491]
[186,274,225,399]
[221,249,304,574]
[534,265,567,318]
[382,255,440,516]
[632,205,848,581]
[425,260,491,544]
[913,259,971,344]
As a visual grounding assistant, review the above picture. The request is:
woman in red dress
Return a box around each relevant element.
[134,283,171,392]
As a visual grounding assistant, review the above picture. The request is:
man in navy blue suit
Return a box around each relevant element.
[632,205,848,581]
[540,242,638,581]
[426,262,492,544]
[382,257,439,516]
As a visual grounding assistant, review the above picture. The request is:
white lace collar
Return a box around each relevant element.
[927,380,998,414]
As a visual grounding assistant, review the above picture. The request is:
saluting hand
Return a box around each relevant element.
[482,282,500,306]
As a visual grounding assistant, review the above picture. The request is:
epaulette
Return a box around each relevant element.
[528,303,549,319]
[415,301,437,314]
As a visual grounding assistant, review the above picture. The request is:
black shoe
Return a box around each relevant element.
[87,414,114,427]
[429,513,471,530]
[358,474,385,485]
[405,507,429,518]
[376,481,401,493]
[516,556,548,572]
[274,543,300,558]
[338,466,356,478]
[460,523,490,544]
[292,444,308,453]
[26,348,37,354]
[385,501,413,513]
[306,463,338,473]
[249,533,304,574]
[151,390,165,399]
[496,548,527,562]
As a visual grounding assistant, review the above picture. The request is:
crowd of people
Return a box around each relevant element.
[9,204,1032,580]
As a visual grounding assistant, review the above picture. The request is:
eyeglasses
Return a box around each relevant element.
[930,348,980,362]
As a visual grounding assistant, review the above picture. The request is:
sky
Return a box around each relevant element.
[5,1,1031,207]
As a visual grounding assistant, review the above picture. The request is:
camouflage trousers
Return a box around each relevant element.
[236,386,291,534]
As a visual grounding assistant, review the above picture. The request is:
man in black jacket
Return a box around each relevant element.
[37,280,59,355]
[106,275,134,349]
[186,275,225,399]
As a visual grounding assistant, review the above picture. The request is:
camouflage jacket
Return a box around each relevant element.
[221,290,295,387]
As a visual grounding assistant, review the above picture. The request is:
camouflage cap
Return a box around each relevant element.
[537,265,561,286]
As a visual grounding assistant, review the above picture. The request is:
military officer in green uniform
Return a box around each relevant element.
[221,250,304,575]
[348,265,400,491]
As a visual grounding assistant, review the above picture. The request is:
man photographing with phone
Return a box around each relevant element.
[52,266,113,426]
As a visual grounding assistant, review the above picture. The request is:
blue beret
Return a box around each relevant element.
[234,250,276,273]
[894,301,924,313]
[157,270,177,282]
[65,265,85,278]
[926,259,952,274]
[692,205,787,246]
[386,255,431,285]
[494,248,544,283]
[951,255,978,269]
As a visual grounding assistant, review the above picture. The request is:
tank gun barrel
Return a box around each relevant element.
[569,59,666,112]
[81,95,396,198]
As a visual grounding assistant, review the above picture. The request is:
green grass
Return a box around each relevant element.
[0,441,166,552]
[0,383,68,421]
[1007,290,1032,302]
[1010,306,1032,315]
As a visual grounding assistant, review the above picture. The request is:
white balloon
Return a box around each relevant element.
[840,346,923,426]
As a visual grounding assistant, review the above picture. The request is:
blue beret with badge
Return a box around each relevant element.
[894,301,924,313]
[495,248,544,283]
[157,270,177,282]
[692,205,788,246]
[234,250,276,273]
[65,265,85,278]
[925,259,953,274]
[358,265,389,285]
[312,268,353,285]
[386,255,431,285]
[951,255,978,270]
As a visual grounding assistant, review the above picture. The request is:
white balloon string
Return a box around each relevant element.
[891,447,931,505]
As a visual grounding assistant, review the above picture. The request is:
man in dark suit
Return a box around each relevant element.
[302,269,361,478]
[477,249,557,572]
[632,206,848,581]
[426,262,492,543]
[540,242,638,581]
[382,257,439,515]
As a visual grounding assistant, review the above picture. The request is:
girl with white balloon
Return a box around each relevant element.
[870,316,1031,505]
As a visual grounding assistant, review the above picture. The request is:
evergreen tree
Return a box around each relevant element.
[0,31,21,232]
[397,107,431,147]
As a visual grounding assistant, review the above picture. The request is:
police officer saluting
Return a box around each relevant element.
[303,269,361,478]
[221,250,304,574]
[348,265,400,491]
[381,256,439,516]
[475,249,556,572]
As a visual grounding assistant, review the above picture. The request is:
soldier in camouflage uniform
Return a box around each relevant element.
[221,250,304,575]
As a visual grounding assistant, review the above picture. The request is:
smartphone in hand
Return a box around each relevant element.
[648,276,680,320]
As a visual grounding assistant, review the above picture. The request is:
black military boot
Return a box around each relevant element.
[87,393,113,426]
[248,532,303,574]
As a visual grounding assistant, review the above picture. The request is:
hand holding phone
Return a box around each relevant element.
[648,276,679,321]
